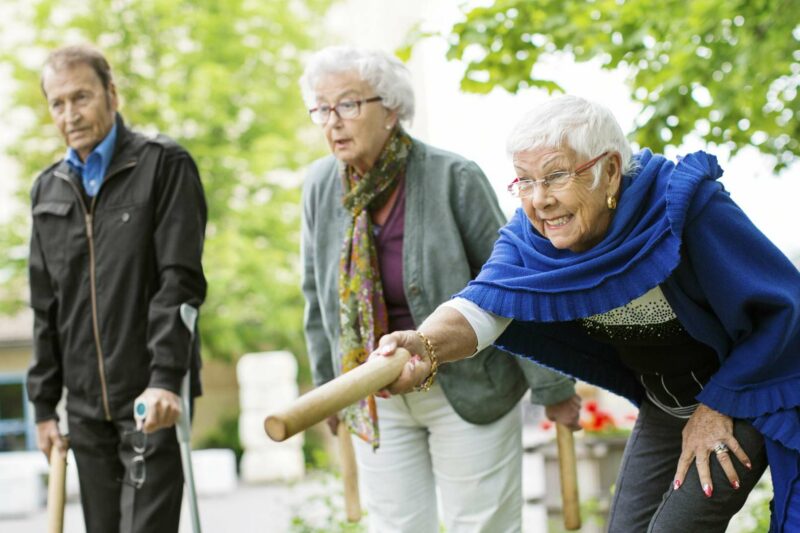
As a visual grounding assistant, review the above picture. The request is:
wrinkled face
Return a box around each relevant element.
[313,71,396,174]
[42,63,118,162]
[514,146,621,252]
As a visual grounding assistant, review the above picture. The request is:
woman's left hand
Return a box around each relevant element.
[673,403,752,497]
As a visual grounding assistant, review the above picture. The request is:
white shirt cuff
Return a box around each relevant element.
[441,297,512,354]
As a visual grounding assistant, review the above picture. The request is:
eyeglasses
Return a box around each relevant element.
[308,96,383,125]
[129,429,147,489]
[507,151,609,198]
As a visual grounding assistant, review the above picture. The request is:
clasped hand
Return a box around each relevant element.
[134,387,182,433]
[369,330,433,397]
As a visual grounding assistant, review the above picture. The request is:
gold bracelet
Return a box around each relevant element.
[414,331,439,392]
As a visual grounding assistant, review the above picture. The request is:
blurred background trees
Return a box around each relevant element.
[0,0,331,367]
[442,0,799,172]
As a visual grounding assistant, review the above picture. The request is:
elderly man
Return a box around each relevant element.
[27,44,207,533]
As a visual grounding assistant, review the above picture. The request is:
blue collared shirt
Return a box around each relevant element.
[65,122,118,197]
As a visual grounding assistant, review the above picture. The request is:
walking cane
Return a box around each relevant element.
[47,440,68,533]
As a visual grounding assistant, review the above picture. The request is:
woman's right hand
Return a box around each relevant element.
[326,414,340,435]
[372,331,431,395]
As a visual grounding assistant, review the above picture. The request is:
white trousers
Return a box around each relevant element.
[352,383,523,533]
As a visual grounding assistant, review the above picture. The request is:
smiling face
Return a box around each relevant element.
[514,145,621,252]
[42,62,118,162]
[313,71,397,174]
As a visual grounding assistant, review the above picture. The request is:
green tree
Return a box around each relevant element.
[0,0,331,365]
[438,0,798,171]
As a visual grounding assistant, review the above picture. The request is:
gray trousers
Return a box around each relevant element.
[606,400,768,532]
[68,414,184,533]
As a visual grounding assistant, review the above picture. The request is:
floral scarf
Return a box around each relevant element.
[339,126,413,450]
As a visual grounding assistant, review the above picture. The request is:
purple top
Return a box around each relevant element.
[374,178,415,332]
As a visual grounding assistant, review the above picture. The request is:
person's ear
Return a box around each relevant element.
[605,151,622,196]
[107,81,119,112]
[384,108,398,130]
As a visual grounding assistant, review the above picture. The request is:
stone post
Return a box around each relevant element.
[237,351,305,483]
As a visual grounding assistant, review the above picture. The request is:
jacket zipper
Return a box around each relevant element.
[55,161,136,421]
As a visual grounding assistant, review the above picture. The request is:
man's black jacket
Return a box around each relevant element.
[27,114,207,422]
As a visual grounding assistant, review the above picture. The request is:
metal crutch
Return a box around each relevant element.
[178,303,202,533]
[133,303,202,533]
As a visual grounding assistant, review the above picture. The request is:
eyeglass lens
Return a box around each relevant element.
[130,455,146,488]
[129,430,147,488]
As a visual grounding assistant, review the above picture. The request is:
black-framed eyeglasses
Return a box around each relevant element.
[128,429,147,489]
[308,96,383,125]
[507,151,610,198]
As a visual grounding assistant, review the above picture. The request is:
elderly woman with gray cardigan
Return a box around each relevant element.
[298,45,580,532]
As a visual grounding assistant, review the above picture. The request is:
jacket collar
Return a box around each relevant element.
[104,113,139,177]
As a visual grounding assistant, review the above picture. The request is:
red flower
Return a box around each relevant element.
[581,401,618,433]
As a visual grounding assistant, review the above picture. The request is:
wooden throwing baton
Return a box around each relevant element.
[556,422,581,530]
[47,442,68,533]
[337,420,362,522]
[264,348,581,530]
[264,348,411,441]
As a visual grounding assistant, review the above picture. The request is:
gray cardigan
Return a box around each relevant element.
[301,138,574,424]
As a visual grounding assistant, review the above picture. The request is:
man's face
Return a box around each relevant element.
[42,63,118,162]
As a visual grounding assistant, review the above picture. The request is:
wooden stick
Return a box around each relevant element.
[556,423,581,530]
[337,420,362,522]
[264,348,411,441]
[47,444,68,533]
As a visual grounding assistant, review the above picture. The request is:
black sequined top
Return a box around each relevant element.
[579,286,720,418]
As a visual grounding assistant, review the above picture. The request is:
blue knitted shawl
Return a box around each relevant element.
[457,149,720,320]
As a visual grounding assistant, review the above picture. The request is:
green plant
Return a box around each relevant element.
[735,479,773,533]
[289,472,366,533]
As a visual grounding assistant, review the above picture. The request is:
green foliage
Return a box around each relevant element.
[442,0,799,172]
[0,0,332,363]
[302,425,333,471]
[194,412,243,466]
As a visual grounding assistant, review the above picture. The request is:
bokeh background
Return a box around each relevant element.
[0,1,797,531]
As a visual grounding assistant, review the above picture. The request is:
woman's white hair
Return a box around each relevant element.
[299,46,415,124]
[507,95,635,185]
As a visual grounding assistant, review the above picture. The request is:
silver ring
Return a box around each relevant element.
[713,442,729,455]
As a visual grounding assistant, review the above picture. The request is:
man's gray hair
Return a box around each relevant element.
[41,44,114,95]
[299,46,415,124]
[507,95,635,185]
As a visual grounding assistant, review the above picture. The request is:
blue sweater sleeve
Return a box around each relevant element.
[683,187,800,452]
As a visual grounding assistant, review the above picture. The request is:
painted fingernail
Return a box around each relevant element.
[673,479,681,490]
[703,484,713,498]
[732,480,740,490]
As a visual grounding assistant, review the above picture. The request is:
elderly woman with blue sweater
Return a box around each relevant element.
[377,95,800,532]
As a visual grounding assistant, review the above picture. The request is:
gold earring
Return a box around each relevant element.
[607,194,617,210]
